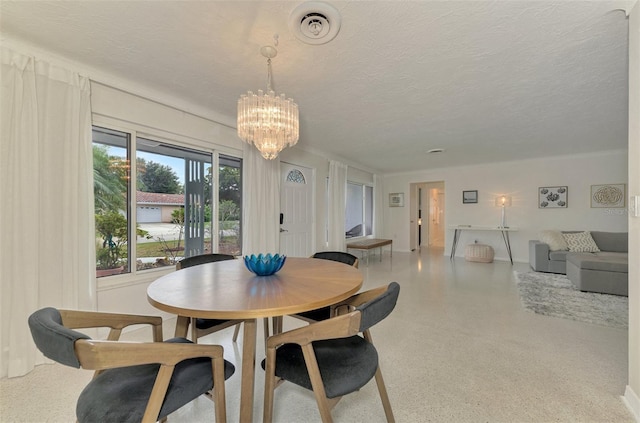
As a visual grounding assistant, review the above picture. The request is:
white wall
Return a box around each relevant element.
[382,150,628,262]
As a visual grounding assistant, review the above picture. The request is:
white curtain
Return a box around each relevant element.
[241,144,281,254]
[0,47,95,378]
[327,160,347,250]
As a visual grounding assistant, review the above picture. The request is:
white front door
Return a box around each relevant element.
[280,163,314,257]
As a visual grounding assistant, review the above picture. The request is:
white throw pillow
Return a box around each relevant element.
[562,231,600,252]
[540,230,568,251]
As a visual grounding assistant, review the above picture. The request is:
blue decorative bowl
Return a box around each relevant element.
[243,253,286,276]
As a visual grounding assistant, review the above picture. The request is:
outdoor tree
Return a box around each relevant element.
[218,199,240,239]
[219,199,240,223]
[138,159,183,194]
[93,145,126,213]
[95,211,128,269]
[219,165,241,204]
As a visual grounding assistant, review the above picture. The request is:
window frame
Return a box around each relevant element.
[92,116,243,289]
[345,180,374,240]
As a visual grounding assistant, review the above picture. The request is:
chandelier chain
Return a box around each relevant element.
[266,58,273,92]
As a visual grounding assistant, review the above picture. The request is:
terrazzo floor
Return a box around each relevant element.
[0,248,634,422]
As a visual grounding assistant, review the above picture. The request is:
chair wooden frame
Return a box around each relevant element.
[263,284,395,423]
[51,310,229,423]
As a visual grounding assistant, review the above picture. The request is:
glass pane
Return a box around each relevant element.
[286,169,306,184]
[218,155,242,255]
[365,185,373,235]
[345,182,364,238]
[135,138,213,270]
[93,127,130,277]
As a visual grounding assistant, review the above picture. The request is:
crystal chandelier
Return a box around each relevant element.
[237,45,299,160]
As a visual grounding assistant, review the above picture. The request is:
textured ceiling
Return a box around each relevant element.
[0,1,630,173]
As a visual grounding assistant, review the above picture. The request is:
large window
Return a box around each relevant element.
[92,126,242,278]
[217,155,242,256]
[345,182,373,238]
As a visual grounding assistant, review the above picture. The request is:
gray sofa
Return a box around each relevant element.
[529,231,628,296]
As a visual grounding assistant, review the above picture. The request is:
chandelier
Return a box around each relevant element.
[237,45,299,160]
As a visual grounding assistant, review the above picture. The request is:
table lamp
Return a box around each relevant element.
[495,195,512,228]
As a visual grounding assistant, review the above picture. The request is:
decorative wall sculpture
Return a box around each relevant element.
[591,184,625,208]
[538,186,568,208]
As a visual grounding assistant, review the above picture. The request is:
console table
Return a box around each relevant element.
[449,225,518,264]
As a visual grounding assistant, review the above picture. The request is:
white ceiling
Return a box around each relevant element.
[0,1,630,173]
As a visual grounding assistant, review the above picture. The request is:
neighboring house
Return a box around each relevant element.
[136,191,184,223]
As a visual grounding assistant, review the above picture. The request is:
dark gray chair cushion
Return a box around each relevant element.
[312,251,358,267]
[261,336,378,399]
[76,337,235,423]
[28,307,89,368]
[356,282,400,332]
[29,308,235,423]
[295,307,332,322]
[262,282,400,399]
[178,253,235,268]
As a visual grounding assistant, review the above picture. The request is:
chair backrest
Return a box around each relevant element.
[176,253,236,270]
[356,282,400,332]
[311,251,358,267]
[28,307,90,368]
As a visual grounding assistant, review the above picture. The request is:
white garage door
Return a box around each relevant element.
[137,206,161,223]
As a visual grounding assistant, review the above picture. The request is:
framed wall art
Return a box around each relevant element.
[538,186,567,208]
[389,192,404,207]
[462,190,478,204]
[591,184,625,208]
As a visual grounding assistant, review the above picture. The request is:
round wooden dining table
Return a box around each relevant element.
[147,256,363,422]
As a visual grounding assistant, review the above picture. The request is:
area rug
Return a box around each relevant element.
[513,271,628,329]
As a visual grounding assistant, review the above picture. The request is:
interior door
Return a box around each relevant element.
[280,163,314,257]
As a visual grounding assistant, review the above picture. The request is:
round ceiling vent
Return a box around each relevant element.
[289,2,341,45]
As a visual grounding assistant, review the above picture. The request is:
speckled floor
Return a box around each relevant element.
[1,249,633,422]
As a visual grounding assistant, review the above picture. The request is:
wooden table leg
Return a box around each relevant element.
[174,315,189,338]
[240,318,257,423]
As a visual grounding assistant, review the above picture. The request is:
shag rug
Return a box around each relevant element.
[513,271,628,329]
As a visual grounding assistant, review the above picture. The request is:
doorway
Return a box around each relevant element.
[280,162,314,257]
[410,181,445,250]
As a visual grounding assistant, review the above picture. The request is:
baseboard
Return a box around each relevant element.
[623,385,640,422]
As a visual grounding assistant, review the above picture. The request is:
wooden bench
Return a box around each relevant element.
[346,238,393,265]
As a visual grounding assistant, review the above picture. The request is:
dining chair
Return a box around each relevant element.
[289,251,360,324]
[262,282,400,423]
[176,253,245,342]
[28,307,235,423]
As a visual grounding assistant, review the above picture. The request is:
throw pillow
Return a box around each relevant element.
[540,230,568,251]
[562,231,601,252]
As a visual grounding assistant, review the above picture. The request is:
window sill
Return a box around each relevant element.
[97,266,174,292]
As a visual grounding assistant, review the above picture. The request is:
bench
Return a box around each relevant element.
[346,238,392,265]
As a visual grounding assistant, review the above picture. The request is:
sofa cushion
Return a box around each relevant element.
[540,230,568,251]
[566,253,628,273]
[548,250,570,261]
[590,231,628,253]
[562,231,600,252]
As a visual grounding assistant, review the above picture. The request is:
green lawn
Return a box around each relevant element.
[137,240,185,258]
[136,237,240,258]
